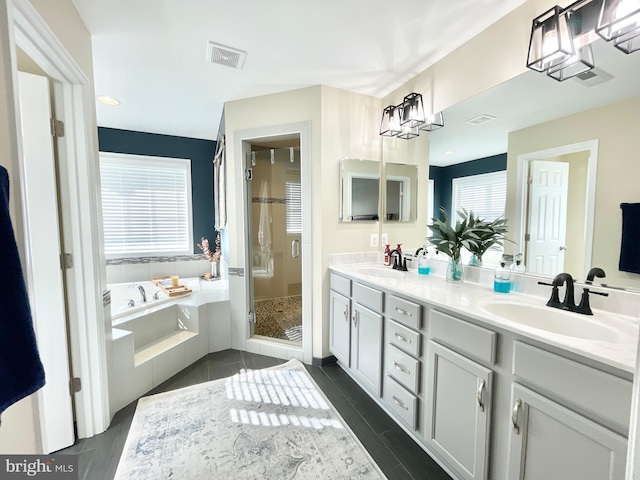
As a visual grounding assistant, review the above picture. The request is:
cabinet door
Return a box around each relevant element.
[508,383,627,480]
[352,303,383,397]
[425,341,492,480]
[329,290,351,367]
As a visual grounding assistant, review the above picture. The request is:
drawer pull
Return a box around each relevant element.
[394,306,412,317]
[352,310,358,327]
[477,380,486,412]
[392,395,409,410]
[512,399,522,434]
[393,361,410,375]
[394,332,411,343]
[343,305,349,321]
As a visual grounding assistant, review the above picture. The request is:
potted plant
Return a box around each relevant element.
[427,208,481,282]
[197,232,221,279]
[458,209,511,266]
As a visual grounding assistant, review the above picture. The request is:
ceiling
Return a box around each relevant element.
[71,0,530,141]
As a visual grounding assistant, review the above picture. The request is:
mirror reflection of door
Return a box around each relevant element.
[350,175,379,221]
[386,177,409,221]
[524,152,589,278]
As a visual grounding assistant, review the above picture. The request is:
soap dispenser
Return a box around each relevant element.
[510,254,525,292]
[384,244,391,266]
[418,247,432,275]
[494,262,511,293]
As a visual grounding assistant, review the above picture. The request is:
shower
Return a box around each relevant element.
[245,143,302,345]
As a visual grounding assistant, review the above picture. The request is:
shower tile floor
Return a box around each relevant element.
[254,295,302,342]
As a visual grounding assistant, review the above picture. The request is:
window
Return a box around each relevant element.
[285,180,302,235]
[451,171,507,223]
[100,153,193,257]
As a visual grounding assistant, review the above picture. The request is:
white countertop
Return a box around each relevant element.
[330,263,639,374]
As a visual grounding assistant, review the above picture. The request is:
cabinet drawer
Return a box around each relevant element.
[330,272,351,297]
[387,295,421,329]
[385,376,418,430]
[353,282,383,313]
[387,319,421,358]
[387,344,420,394]
[430,309,496,365]
[513,341,632,432]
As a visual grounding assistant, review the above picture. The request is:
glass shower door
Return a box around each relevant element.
[246,147,302,344]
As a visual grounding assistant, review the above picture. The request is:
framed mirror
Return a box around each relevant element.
[427,38,640,289]
[384,162,418,222]
[339,158,380,221]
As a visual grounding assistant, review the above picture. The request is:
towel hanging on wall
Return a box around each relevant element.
[213,134,227,231]
[619,203,640,274]
[0,165,45,414]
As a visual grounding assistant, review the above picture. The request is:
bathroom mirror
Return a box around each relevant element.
[384,162,418,222]
[339,158,380,221]
[427,38,640,289]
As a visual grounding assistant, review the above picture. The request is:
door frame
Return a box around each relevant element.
[234,122,312,364]
[7,0,110,438]
[513,140,598,277]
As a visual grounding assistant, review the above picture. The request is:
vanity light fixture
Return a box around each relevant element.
[380,104,403,136]
[419,111,445,132]
[527,6,575,72]
[597,0,640,49]
[396,125,420,140]
[399,93,425,128]
[547,44,595,80]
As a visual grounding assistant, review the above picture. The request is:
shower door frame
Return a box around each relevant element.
[237,122,312,364]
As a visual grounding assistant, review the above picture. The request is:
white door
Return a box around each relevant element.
[526,160,569,275]
[18,72,75,453]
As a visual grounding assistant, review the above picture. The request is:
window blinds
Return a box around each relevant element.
[100,154,193,257]
[451,171,507,223]
[286,180,302,235]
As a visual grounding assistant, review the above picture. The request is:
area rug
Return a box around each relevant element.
[114,359,387,479]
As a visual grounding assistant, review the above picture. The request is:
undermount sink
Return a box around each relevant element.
[478,301,636,343]
[354,265,406,278]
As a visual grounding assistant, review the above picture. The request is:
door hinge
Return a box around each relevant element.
[50,119,65,138]
[60,253,74,270]
[527,176,533,185]
[69,377,81,395]
[248,311,256,323]
[524,233,531,242]
[245,168,253,181]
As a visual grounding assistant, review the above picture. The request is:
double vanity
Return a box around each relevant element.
[329,261,638,480]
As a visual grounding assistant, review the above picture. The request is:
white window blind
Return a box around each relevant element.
[100,153,193,257]
[451,171,507,223]
[286,180,302,235]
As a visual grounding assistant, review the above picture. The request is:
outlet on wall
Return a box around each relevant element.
[381,233,389,246]
[370,233,379,248]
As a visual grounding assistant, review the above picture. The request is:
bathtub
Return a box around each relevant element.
[109,280,182,323]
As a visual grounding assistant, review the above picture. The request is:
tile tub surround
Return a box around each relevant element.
[108,278,231,414]
[106,256,214,285]
[329,261,640,373]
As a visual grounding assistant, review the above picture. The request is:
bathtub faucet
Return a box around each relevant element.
[129,283,147,303]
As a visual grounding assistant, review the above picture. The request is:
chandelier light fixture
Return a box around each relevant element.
[400,93,425,128]
[419,111,445,132]
[526,6,574,72]
[379,92,444,139]
[379,104,403,136]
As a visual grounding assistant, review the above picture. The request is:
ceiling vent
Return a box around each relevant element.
[465,114,497,126]
[206,42,247,70]
[572,67,614,87]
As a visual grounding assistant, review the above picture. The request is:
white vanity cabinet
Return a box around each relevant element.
[425,309,496,480]
[351,302,383,396]
[507,341,631,480]
[329,289,351,366]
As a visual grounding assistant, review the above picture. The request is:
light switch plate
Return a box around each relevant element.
[370,233,379,248]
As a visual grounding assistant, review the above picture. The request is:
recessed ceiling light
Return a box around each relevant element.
[443,150,455,155]
[97,96,120,106]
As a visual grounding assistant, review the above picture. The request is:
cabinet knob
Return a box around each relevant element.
[477,380,486,412]
[352,310,358,327]
[512,399,522,434]
[343,305,349,321]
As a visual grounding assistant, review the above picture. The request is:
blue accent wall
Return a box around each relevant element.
[98,127,217,254]
[429,153,507,220]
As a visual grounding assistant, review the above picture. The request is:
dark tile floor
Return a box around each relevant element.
[59,350,452,480]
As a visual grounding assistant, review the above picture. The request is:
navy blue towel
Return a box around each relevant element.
[0,165,45,414]
[619,203,640,275]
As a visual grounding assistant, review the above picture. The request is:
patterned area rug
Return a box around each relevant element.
[115,359,386,479]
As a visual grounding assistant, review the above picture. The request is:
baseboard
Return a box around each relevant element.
[312,355,337,367]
